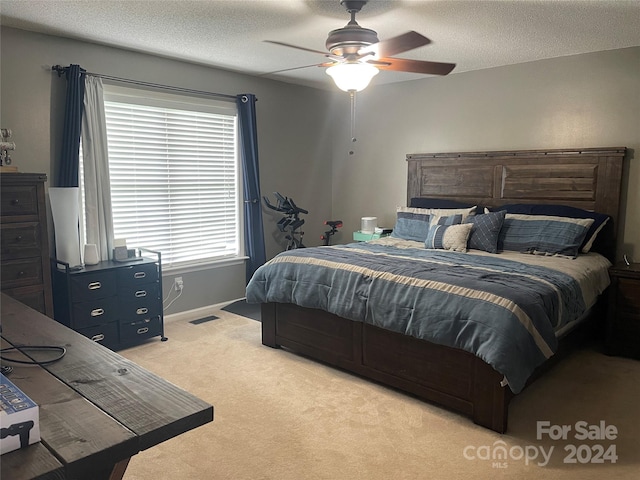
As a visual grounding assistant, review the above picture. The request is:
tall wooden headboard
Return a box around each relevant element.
[407,147,626,259]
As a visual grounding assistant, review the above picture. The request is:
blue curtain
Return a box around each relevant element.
[237,94,266,283]
[56,64,86,187]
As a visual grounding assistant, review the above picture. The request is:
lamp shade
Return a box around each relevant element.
[326,62,379,92]
[49,187,82,268]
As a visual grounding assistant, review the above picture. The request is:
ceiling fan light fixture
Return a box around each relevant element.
[326,62,379,92]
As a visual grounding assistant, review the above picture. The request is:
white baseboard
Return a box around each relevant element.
[164,297,246,324]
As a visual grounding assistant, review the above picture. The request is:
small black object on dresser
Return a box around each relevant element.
[605,261,640,359]
[52,248,167,350]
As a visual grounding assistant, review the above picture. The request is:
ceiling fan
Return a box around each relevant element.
[265,0,456,92]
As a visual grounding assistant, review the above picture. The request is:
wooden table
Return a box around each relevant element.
[0,293,213,480]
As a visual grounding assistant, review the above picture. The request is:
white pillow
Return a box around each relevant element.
[424,223,473,253]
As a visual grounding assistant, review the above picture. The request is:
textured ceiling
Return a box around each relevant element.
[2,0,640,90]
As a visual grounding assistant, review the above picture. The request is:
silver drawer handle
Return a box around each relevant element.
[134,272,146,279]
[88,281,102,290]
[136,327,149,335]
[90,308,105,317]
[90,333,105,342]
[136,307,148,315]
[135,290,147,297]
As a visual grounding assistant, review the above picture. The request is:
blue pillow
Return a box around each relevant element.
[465,210,506,253]
[390,206,476,242]
[497,204,609,253]
[498,214,594,258]
[391,210,431,242]
[433,213,463,226]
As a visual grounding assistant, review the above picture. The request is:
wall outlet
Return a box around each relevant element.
[175,277,184,291]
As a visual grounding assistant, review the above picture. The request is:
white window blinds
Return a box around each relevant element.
[103,86,239,268]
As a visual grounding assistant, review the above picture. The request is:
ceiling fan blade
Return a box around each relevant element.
[264,40,328,56]
[372,57,456,75]
[359,31,431,58]
[261,62,332,76]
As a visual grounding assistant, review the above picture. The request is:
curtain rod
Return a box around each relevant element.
[51,64,238,101]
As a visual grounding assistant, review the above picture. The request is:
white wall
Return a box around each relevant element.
[330,47,640,261]
[0,26,334,314]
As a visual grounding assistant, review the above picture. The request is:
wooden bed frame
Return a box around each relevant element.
[261,147,626,433]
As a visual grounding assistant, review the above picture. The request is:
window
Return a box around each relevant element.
[99,85,240,269]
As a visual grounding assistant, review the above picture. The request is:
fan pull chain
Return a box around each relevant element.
[349,90,357,155]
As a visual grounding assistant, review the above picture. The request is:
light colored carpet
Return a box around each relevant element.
[120,311,640,480]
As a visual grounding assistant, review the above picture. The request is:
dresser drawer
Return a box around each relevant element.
[120,316,162,345]
[3,285,46,314]
[71,297,119,329]
[78,322,119,349]
[1,222,42,258]
[117,282,159,304]
[70,271,117,302]
[616,278,640,313]
[0,185,39,216]
[1,257,42,288]
[119,294,161,321]
[117,263,159,286]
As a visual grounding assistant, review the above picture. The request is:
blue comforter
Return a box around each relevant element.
[246,242,586,393]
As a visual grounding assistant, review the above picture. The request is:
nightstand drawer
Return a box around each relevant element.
[616,278,640,313]
[614,316,640,335]
[0,185,39,216]
[71,297,119,329]
[1,257,42,288]
[607,317,640,359]
[0,222,42,258]
[70,271,117,302]
[613,309,640,327]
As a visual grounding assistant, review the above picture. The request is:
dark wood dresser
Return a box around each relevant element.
[606,262,640,359]
[0,173,53,316]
